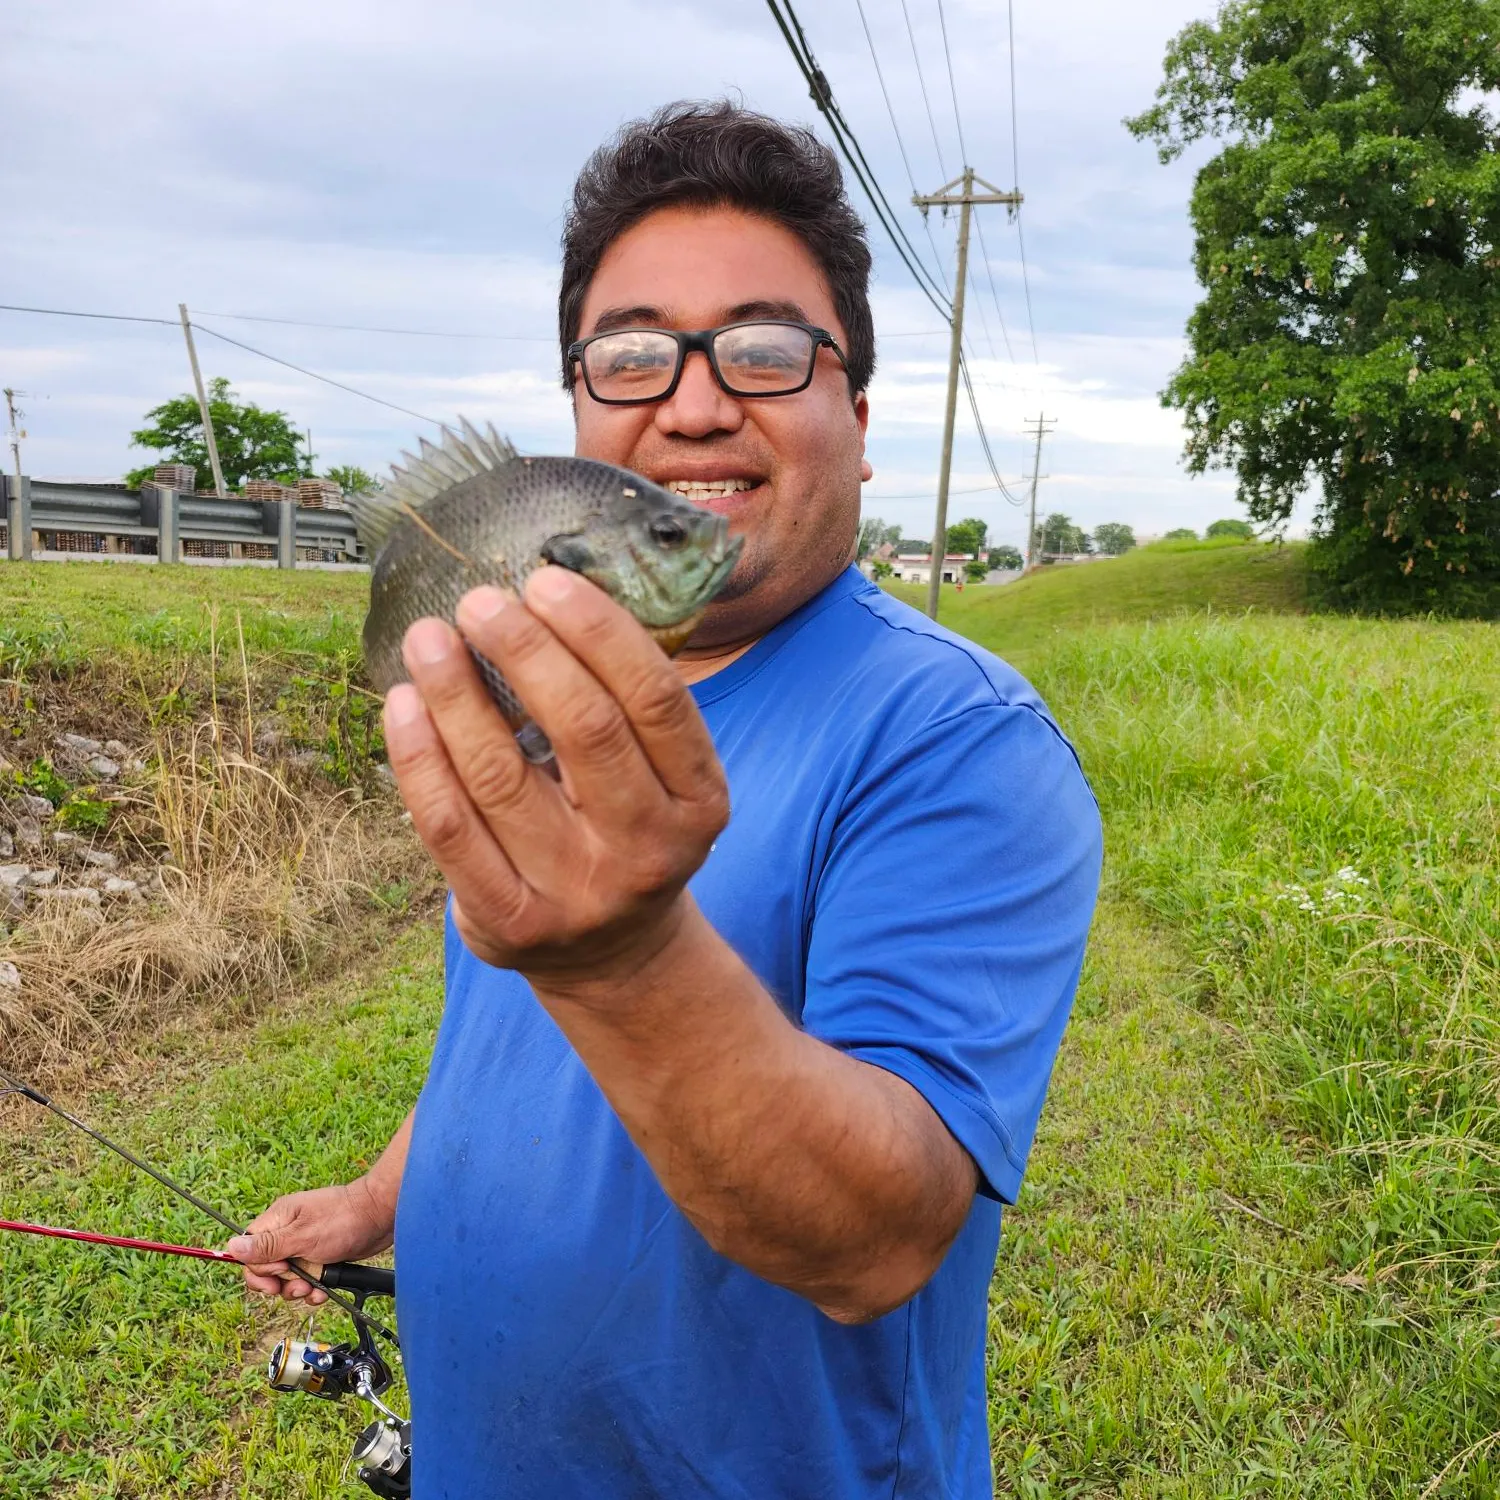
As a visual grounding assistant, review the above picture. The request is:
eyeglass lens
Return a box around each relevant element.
[581,323,817,401]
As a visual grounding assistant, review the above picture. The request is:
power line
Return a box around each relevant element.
[972,215,1018,365]
[0,302,175,326]
[194,309,553,343]
[1007,0,1041,364]
[765,0,952,319]
[934,0,969,164]
[852,0,952,297]
[191,322,441,425]
[898,0,949,180]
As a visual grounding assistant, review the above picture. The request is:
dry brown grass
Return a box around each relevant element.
[0,708,427,1084]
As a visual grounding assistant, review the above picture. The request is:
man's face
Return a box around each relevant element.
[572,205,871,650]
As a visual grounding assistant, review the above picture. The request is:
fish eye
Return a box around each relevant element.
[649,515,687,549]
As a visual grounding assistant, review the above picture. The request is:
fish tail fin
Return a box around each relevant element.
[359,419,519,555]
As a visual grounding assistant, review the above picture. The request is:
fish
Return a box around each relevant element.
[349,420,743,764]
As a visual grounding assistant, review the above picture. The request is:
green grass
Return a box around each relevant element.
[0,931,440,1499]
[0,560,368,673]
[890,538,1309,668]
[3,547,1499,1495]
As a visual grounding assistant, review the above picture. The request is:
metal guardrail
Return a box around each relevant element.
[1,477,365,569]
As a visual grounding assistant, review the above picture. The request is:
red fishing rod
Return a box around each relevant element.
[0,1065,409,1496]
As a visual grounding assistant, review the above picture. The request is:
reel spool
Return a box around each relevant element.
[352,1418,414,1498]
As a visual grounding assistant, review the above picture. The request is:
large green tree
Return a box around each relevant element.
[1092,521,1138,555]
[1129,0,1500,613]
[1035,512,1092,557]
[127,377,313,492]
[946,516,989,555]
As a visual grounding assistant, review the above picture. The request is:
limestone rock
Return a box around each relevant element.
[0,828,12,860]
[103,875,140,897]
[79,848,119,872]
[17,794,54,821]
[57,733,103,756]
[24,868,59,889]
[51,830,81,850]
[103,740,131,761]
[14,818,42,849]
[87,756,121,780]
[42,886,102,909]
[0,960,19,992]
[0,864,27,888]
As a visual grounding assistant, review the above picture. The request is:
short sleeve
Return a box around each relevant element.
[802,702,1102,1203]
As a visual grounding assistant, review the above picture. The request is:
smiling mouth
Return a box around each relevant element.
[663,478,761,504]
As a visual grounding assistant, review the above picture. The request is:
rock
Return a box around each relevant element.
[124,758,146,775]
[78,848,119,872]
[57,733,103,756]
[0,864,28,888]
[375,763,398,787]
[17,794,54,821]
[103,875,140,897]
[23,868,58,889]
[0,828,12,859]
[0,887,23,923]
[287,749,322,771]
[0,960,19,992]
[103,740,131,761]
[87,756,121,780]
[41,886,102,908]
[14,818,42,849]
[51,830,81,850]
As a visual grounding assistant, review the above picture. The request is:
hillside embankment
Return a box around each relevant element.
[0,563,434,1086]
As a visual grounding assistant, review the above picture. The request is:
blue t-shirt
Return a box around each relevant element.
[395,567,1102,1498]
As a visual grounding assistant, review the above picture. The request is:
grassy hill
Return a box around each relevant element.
[889,537,1309,667]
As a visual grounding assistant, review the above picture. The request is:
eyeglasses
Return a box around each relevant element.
[567,320,849,406]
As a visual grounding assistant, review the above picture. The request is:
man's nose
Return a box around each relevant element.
[654,350,744,438]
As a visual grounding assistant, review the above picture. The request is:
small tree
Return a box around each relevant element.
[987,544,1024,570]
[857,516,903,559]
[963,559,989,582]
[127,377,312,492]
[326,464,376,495]
[1206,517,1255,539]
[946,516,988,556]
[1092,522,1137,555]
[872,559,894,580]
[1039,512,1091,556]
[1164,527,1199,541]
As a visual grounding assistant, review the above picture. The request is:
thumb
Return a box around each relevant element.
[226,1227,291,1265]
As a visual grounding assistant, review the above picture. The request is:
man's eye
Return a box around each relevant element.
[605,348,670,375]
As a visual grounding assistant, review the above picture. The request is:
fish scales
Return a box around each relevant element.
[353,423,742,764]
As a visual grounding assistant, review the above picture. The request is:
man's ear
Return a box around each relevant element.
[855,390,872,480]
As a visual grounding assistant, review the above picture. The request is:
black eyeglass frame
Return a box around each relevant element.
[566,319,849,406]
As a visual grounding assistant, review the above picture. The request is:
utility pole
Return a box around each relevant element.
[1022,414,1056,570]
[4,388,29,561]
[178,304,228,497]
[912,169,1023,620]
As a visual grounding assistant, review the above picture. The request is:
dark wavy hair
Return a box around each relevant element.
[559,100,875,397]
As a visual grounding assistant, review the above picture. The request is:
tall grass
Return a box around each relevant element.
[1024,615,1500,1337]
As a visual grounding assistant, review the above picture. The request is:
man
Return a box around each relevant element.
[231,101,1101,1498]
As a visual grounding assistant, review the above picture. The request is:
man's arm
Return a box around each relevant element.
[536,903,978,1322]
[229,1109,414,1302]
[387,571,977,1322]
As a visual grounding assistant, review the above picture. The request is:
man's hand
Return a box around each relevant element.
[227,1179,396,1305]
[384,567,728,990]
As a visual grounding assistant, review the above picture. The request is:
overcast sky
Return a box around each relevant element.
[2,0,1298,549]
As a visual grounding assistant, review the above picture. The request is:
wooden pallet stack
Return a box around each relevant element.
[297,478,345,511]
[153,463,197,492]
[244,480,299,503]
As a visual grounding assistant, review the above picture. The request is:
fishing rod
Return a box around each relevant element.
[0,1066,411,1496]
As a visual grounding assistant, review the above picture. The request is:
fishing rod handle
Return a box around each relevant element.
[282,1258,397,1300]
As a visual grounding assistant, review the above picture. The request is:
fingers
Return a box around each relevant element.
[460,572,721,816]
[227,1223,326,1304]
[383,677,547,948]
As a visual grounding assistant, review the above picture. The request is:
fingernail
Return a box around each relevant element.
[406,617,454,666]
[385,684,422,728]
[459,585,511,625]
[529,566,578,605]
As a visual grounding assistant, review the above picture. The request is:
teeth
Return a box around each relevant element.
[664,478,755,498]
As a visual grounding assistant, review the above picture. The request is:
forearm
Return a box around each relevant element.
[530,900,977,1322]
[356,1108,415,1233]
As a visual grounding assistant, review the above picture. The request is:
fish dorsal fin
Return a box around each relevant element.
[352,419,519,556]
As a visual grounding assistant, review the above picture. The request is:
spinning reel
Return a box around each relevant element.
[266,1265,411,1498]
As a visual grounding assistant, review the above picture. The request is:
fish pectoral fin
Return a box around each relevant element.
[539,533,594,573]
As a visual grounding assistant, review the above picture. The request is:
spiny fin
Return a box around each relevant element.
[352,419,518,557]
